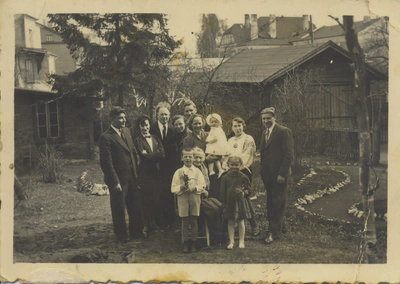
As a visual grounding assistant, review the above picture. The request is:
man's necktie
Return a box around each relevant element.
[265,128,270,142]
[162,124,167,140]
[120,129,128,145]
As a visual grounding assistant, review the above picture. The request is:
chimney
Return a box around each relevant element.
[302,15,308,30]
[244,14,250,28]
[250,14,258,40]
[269,14,276,39]
[363,16,371,23]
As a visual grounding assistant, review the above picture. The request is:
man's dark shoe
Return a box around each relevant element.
[264,233,274,244]
[282,223,288,234]
[150,224,161,231]
[183,241,189,253]
[191,240,197,252]
[130,233,142,240]
[117,237,129,243]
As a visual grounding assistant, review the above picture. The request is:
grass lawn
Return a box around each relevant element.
[13,159,386,263]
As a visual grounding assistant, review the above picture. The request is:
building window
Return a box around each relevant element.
[46,34,53,42]
[36,101,60,139]
[25,59,34,83]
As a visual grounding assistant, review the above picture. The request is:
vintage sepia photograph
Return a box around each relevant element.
[12,12,388,263]
[1,0,398,282]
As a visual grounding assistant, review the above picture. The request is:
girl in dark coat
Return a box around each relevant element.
[220,155,252,249]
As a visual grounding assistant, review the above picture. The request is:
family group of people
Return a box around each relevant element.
[99,101,294,253]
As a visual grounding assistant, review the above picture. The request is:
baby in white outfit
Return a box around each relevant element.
[205,113,230,178]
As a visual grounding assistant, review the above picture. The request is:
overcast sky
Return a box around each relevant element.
[20,0,388,59]
[33,6,376,57]
[37,13,376,57]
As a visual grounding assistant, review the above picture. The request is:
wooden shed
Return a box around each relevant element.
[210,41,388,160]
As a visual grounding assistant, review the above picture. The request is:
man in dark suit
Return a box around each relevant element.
[150,106,176,228]
[259,107,294,244]
[99,107,141,242]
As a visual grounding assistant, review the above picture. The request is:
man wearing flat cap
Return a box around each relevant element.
[259,107,294,244]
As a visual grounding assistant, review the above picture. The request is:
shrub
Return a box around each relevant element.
[36,144,65,183]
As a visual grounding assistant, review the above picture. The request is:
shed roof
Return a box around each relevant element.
[212,40,387,83]
[238,38,290,46]
[167,58,227,72]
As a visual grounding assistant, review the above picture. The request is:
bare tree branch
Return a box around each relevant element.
[201,43,232,105]
[328,15,345,30]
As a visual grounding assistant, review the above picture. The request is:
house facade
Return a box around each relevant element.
[14,14,94,172]
[40,24,78,74]
[217,14,315,57]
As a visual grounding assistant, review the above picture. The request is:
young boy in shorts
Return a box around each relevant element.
[171,148,207,252]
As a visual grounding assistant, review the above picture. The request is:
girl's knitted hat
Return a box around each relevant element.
[227,154,243,165]
[206,113,222,126]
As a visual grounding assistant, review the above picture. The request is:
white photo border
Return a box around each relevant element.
[1,0,400,282]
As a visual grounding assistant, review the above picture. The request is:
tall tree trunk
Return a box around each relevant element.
[115,15,124,107]
[372,94,382,166]
[88,114,95,160]
[343,16,378,263]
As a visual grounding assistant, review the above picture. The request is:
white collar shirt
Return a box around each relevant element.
[171,165,206,195]
[111,125,122,137]
[142,134,153,152]
[182,165,194,175]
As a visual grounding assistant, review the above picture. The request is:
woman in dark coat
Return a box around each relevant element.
[183,114,208,151]
[183,114,221,198]
[172,115,191,168]
[133,115,165,237]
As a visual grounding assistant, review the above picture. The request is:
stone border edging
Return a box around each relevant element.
[348,202,387,222]
[293,168,352,224]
